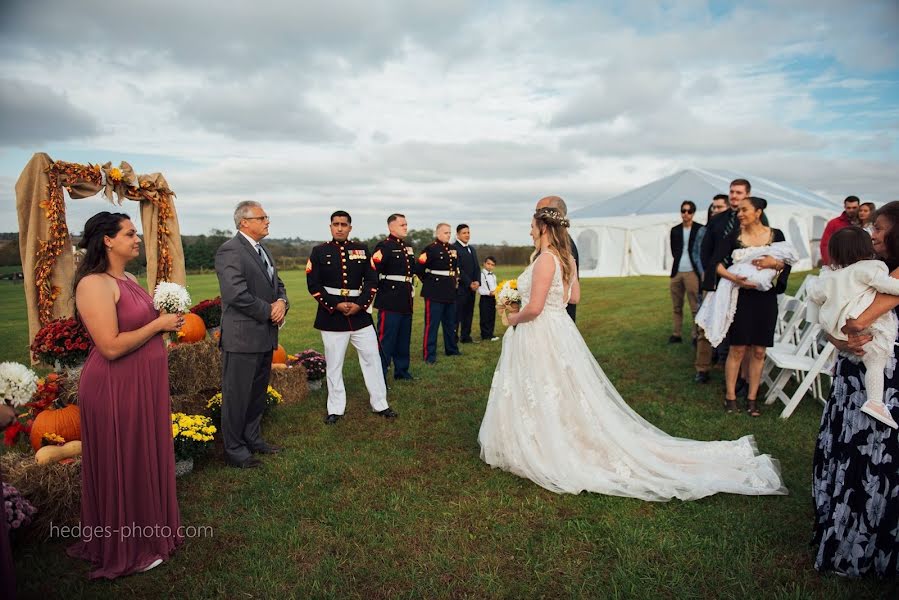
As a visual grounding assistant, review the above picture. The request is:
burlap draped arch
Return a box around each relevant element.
[16,152,186,346]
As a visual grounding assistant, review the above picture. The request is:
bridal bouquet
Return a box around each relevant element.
[153,281,192,314]
[0,362,39,408]
[496,279,521,306]
[496,279,521,327]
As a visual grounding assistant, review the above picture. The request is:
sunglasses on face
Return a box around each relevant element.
[681,208,694,214]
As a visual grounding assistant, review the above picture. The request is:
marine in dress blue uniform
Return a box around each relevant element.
[307,211,396,424]
[371,214,415,380]
[416,223,460,363]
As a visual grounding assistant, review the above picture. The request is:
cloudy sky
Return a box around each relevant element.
[1,0,897,244]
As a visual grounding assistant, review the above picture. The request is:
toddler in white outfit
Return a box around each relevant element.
[808,227,899,429]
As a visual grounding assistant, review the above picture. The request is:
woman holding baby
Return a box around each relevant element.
[713,196,791,416]
[812,201,899,579]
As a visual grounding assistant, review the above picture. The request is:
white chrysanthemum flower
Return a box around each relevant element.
[153,281,192,313]
[0,362,39,407]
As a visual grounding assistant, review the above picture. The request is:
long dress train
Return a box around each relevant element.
[478,254,787,501]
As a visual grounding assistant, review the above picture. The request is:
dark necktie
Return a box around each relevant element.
[257,245,274,282]
[723,211,737,237]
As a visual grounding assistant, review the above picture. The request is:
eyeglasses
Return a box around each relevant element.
[244,216,270,222]
[681,209,694,214]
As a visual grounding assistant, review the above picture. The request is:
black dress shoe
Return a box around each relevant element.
[694,372,710,384]
[324,414,342,425]
[446,351,462,356]
[394,374,415,381]
[227,456,262,469]
[252,444,283,454]
[376,407,398,419]
[668,335,683,344]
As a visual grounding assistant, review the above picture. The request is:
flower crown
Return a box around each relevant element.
[534,207,570,228]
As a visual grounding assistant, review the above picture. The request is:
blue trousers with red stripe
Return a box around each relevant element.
[377,310,412,379]
[422,299,459,363]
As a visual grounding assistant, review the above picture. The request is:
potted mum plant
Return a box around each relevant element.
[171,412,216,476]
[29,318,92,371]
[288,350,326,391]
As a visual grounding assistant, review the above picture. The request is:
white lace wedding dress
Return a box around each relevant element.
[478,254,787,501]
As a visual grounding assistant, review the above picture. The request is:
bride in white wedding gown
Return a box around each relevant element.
[478,207,787,501]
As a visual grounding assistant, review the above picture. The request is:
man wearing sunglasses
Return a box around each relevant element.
[668,200,703,344]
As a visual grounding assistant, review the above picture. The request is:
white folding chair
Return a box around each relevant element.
[764,320,835,418]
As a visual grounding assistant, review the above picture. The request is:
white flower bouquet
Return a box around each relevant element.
[496,279,521,327]
[496,279,521,306]
[0,362,39,407]
[153,281,192,314]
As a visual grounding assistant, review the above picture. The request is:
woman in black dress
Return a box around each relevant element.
[714,197,791,416]
[812,201,899,579]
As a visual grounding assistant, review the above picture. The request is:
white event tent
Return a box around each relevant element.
[569,168,843,278]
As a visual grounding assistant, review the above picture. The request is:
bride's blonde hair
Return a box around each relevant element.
[529,207,574,286]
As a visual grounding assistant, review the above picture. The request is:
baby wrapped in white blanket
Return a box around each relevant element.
[696,241,799,348]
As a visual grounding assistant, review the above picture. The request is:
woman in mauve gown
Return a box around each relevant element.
[67,211,184,579]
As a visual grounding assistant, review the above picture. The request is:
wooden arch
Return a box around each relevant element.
[15,152,186,344]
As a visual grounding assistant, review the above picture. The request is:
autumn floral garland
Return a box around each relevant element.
[35,162,102,325]
[34,161,176,325]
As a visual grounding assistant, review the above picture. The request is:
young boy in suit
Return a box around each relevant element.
[478,256,499,341]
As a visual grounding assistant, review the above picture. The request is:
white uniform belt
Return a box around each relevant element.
[380,274,413,283]
[426,269,454,277]
[323,286,362,297]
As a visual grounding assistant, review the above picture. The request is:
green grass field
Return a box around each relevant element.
[2,270,895,598]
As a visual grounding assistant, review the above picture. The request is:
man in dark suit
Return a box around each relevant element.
[453,224,480,344]
[416,223,460,363]
[668,200,703,344]
[215,201,289,469]
[535,196,579,322]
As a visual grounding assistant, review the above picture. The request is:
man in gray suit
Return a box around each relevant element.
[215,201,289,468]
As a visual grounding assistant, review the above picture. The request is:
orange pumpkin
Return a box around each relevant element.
[272,344,287,364]
[30,404,81,452]
[178,313,207,343]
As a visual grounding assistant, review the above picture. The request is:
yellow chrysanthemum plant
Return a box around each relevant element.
[171,412,216,461]
[206,386,283,420]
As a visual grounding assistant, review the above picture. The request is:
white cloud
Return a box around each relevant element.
[0,0,896,244]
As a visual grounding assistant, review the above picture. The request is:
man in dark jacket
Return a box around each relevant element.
[453,224,480,344]
[669,200,703,344]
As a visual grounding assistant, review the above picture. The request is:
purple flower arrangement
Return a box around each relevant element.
[3,481,36,532]
[288,350,326,381]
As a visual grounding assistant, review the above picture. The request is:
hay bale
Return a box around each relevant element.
[171,390,217,415]
[270,364,308,404]
[56,369,80,405]
[1,452,81,541]
[168,338,222,395]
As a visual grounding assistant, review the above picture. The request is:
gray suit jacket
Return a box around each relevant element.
[215,234,289,353]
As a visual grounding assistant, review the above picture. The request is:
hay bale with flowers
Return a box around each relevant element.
[1,451,81,541]
[167,337,222,396]
[269,363,309,404]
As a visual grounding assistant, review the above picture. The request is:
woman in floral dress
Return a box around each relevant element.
[813,201,899,578]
